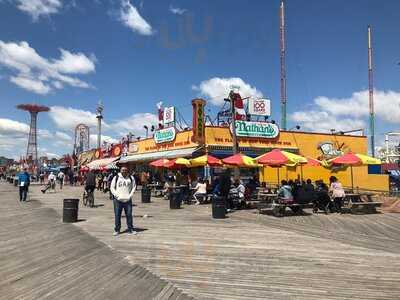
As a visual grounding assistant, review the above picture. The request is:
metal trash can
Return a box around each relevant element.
[212,195,226,219]
[169,189,181,209]
[141,186,151,203]
[63,199,79,223]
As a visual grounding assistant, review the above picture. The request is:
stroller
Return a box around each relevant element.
[313,181,331,214]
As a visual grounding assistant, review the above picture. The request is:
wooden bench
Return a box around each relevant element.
[343,193,382,214]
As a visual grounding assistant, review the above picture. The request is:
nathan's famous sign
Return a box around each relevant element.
[234,120,279,139]
[154,127,176,144]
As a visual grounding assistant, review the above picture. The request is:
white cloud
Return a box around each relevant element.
[169,5,186,15]
[119,0,154,36]
[90,134,118,145]
[314,90,400,123]
[290,89,400,134]
[0,118,30,136]
[14,0,63,21]
[53,49,96,74]
[111,112,158,136]
[48,106,108,131]
[192,77,263,106]
[290,110,365,133]
[10,74,51,94]
[0,40,96,94]
[55,131,72,141]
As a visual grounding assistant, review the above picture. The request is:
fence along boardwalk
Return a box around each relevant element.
[14,184,400,300]
[0,184,194,300]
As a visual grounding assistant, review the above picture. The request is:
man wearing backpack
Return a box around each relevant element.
[110,167,137,236]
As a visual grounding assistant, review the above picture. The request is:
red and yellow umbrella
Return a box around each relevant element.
[149,158,171,168]
[330,152,381,190]
[222,153,259,168]
[190,154,222,167]
[306,157,322,167]
[256,149,307,166]
[165,158,191,169]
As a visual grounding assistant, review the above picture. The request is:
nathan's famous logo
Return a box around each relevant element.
[154,127,176,144]
[235,120,279,139]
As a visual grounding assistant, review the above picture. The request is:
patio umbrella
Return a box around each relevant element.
[330,152,381,191]
[306,157,322,167]
[222,153,259,168]
[165,157,191,168]
[256,149,307,183]
[149,158,171,168]
[257,149,307,166]
[190,154,222,167]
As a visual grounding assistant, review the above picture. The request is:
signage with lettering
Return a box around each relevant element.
[154,127,176,144]
[234,121,279,139]
[128,143,139,153]
[163,107,175,124]
[191,98,206,144]
[248,99,271,116]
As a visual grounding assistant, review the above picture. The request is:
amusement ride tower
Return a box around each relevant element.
[16,104,50,169]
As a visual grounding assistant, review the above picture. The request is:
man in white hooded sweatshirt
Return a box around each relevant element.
[110,167,137,235]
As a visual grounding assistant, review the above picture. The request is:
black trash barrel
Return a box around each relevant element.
[212,195,226,219]
[169,189,181,209]
[63,199,79,223]
[141,186,151,203]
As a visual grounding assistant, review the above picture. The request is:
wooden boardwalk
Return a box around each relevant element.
[6,183,400,300]
[0,184,194,300]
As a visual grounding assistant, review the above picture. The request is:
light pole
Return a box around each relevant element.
[143,125,148,138]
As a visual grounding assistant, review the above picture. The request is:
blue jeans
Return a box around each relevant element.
[113,199,133,232]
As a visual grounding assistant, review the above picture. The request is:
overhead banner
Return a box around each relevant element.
[154,127,176,144]
[191,98,206,144]
[248,98,271,116]
[163,106,175,124]
[234,120,279,139]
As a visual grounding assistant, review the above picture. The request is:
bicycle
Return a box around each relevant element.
[82,189,94,207]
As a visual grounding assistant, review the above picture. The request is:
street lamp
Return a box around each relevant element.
[143,125,148,138]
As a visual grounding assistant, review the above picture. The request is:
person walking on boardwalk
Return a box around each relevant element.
[17,167,30,202]
[110,167,137,236]
[58,171,65,190]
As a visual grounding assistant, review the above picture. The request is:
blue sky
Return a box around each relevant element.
[0,0,400,159]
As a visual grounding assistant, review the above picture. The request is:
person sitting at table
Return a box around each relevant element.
[193,178,207,205]
[246,175,260,199]
[329,176,345,213]
[277,180,293,204]
[234,179,246,208]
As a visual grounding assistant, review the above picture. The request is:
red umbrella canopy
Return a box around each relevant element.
[149,158,171,167]
[330,152,361,165]
[257,149,289,166]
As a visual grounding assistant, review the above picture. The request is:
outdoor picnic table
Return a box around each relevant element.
[343,193,382,214]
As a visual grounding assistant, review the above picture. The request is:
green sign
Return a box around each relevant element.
[154,127,176,144]
[234,121,279,138]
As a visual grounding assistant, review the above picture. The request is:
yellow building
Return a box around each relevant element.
[120,126,388,192]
